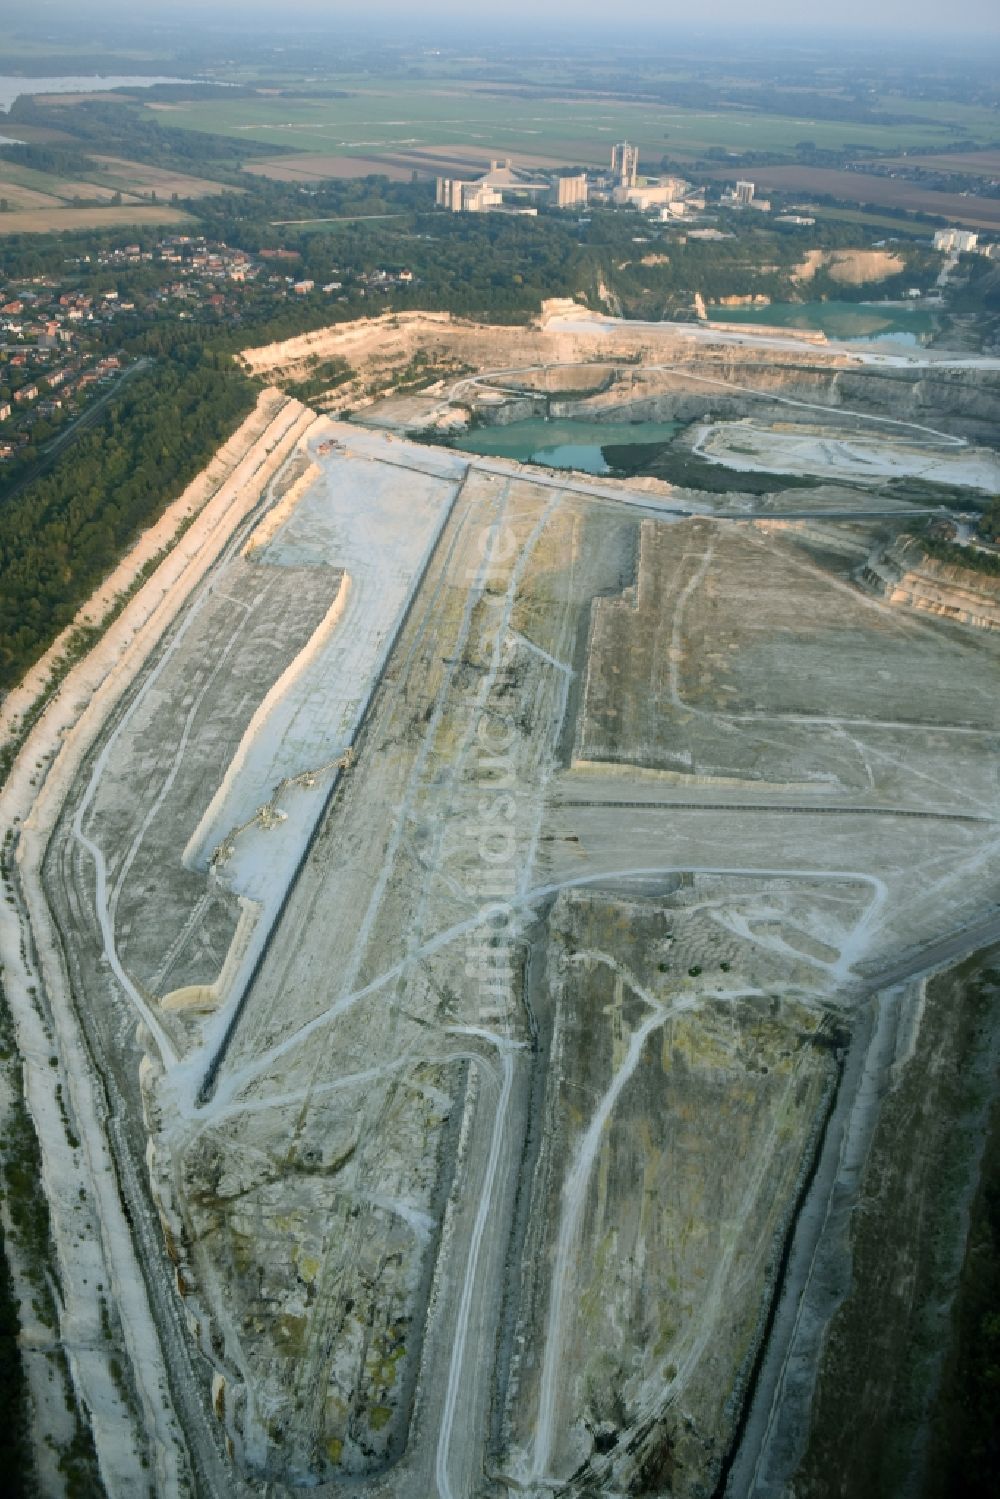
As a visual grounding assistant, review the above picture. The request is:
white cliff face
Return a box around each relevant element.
[862,536,1000,631]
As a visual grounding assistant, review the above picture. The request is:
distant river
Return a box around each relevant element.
[450,417,684,475]
[0,74,193,119]
[705,299,938,347]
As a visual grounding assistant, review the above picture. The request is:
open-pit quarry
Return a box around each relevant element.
[2,305,1000,1499]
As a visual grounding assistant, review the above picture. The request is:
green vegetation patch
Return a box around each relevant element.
[924,1002,1000,1498]
[7,97,281,183]
[0,143,97,178]
[602,440,820,495]
[916,532,1000,577]
[0,354,255,690]
[112,80,965,163]
[977,496,1000,543]
[0,1213,31,1497]
[284,356,354,404]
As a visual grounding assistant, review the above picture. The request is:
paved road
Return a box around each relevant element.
[468,456,949,526]
[468,455,695,514]
[713,506,948,522]
[556,796,992,825]
[271,213,406,225]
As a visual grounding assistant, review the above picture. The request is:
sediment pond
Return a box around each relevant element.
[705,299,939,345]
[449,417,684,473]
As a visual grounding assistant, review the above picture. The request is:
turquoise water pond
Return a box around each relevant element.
[704,299,938,346]
[449,417,684,474]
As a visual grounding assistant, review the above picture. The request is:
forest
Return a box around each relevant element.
[6,97,279,181]
[0,353,254,691]
[0,143,97,178]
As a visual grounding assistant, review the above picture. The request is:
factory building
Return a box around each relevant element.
[436,175,504,213]
[610,141,639,189]
[551,174,589,209]
[613,175,691,210]
[435,158,548,214]
[435,178,463,210]
[933,227,979,253]
[719,179,770,212]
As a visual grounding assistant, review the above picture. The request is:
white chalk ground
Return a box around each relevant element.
[690,417,1000,490]
[0,395,314,1497]
[540,305,1000,370]
[189,423,462,865]
[319,419,471,482]
[172,421,465,1098]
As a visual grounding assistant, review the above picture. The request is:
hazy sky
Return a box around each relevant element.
[290,0,998,29]
[12,0,1000,40]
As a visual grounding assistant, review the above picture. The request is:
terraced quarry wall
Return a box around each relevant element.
[862,535,1000,630]
[242,307,1000,445]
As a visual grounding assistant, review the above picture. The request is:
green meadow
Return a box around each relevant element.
[142,80,974,167]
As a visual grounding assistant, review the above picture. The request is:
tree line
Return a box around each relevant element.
[0,353,254,689]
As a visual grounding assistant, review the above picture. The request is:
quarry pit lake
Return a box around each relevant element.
[450,417,684,473]
[705,299,939,345]
[0,74,192,117]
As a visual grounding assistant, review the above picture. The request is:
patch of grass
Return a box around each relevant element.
[0,204,194,235]
[132,80,966,164]
[882,478,988,513]
[369,1404,392,1432]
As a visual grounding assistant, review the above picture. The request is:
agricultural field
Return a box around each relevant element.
[868,95,1000,136]
[805,204,947,237]
[244,151,417,183]
[0,161,139,203]
[872,149,1000,177]
[243,143,573,183]
[86,154,237,198]
[0,202,193,232]
[702,163,1000,230]
[136,80,975,168]
[0,147,232,230]
[0,177,64,208]
[0,153,232,198]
